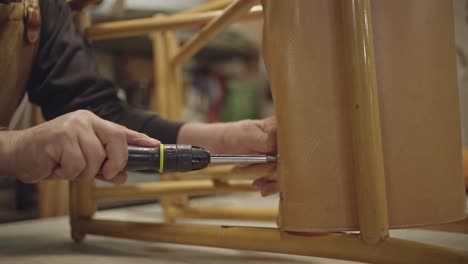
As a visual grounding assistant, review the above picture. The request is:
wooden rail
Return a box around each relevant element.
[179,164,276,180]
[172,0,259,66]
[80,219,468,264]
[86,5,263,41]
[171,205,277,221]
[93,180,256,200]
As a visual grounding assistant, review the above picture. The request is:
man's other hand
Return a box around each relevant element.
[178,116,279,196]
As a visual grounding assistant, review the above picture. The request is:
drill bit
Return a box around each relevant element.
[210,154,278,164]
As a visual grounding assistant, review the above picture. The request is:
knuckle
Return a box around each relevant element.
[109,157,126,173]
[110,129,126,141]
[56,129,73,143]
[109,155,127,173]
[74,109,94,118]
[68,110,95,127]
[96,148,107,162]
[70,159,86,176]
[21,178,36,184]
[86,155,103,177]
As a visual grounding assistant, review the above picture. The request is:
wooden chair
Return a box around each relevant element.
[69,1,468,263]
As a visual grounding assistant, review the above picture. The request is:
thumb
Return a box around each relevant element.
[248,120,277,154]
[125,129,160,147]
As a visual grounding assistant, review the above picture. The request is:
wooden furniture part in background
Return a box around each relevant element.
[69,0,468,263]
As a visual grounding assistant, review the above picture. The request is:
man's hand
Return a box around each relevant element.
[0,110,159,184]
[220,117,280,196]
[178,116,279,196]
[219,117,277,155]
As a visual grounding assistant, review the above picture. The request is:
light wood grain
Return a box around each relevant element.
[86,7,263,41]
[93,180,256,200]
[262,0,465,232]
[342,0,389,244]
[80,219,468,264]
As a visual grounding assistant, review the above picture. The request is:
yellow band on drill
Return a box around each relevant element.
[159,144,164,173]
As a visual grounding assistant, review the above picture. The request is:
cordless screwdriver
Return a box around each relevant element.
[126,144,278,173]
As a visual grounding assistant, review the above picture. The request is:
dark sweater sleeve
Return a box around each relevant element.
[26,0,182,143]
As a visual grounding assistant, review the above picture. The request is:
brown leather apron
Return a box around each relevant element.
[0,0,40,128]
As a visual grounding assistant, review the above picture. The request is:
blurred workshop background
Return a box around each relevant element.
[0,0,467,224]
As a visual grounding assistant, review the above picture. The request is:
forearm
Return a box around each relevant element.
[177,117,276,155]
[80,99,183,144]
[177,122,228,153]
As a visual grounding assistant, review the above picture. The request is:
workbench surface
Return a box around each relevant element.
[0,194,467,264]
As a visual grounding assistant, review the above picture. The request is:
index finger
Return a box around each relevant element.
[124,129,160,147]
[92,119,128,180]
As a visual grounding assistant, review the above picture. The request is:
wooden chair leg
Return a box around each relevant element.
[69,180,96,242]
[152,27,189,223]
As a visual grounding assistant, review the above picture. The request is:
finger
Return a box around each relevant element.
[77,132,107,180]
[253,177,279,196]
[92,120,128,180]
[263,116,277,130]
[95,174,107,183]
[246,121,277,155]
[252,177,271,187]
[124,128,160,147]
[96,171,128,185]
[259,181,279,197]
[109,171,128,184]
[50,141,86,180]
[263,117,278,154]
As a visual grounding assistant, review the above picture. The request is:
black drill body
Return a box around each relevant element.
[126,144,211,173]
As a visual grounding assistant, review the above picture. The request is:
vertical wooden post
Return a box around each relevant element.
[70,180,96,242]
[166,31,184,120]
[164,31,191,218]
[152,25,189,222]
[152,22,183,120]
[152,28,169,117]
[153,28,174,223]
[343,0,389,244]
[38,180,69,217]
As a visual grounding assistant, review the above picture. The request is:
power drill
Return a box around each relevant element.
[126,144,278,173]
